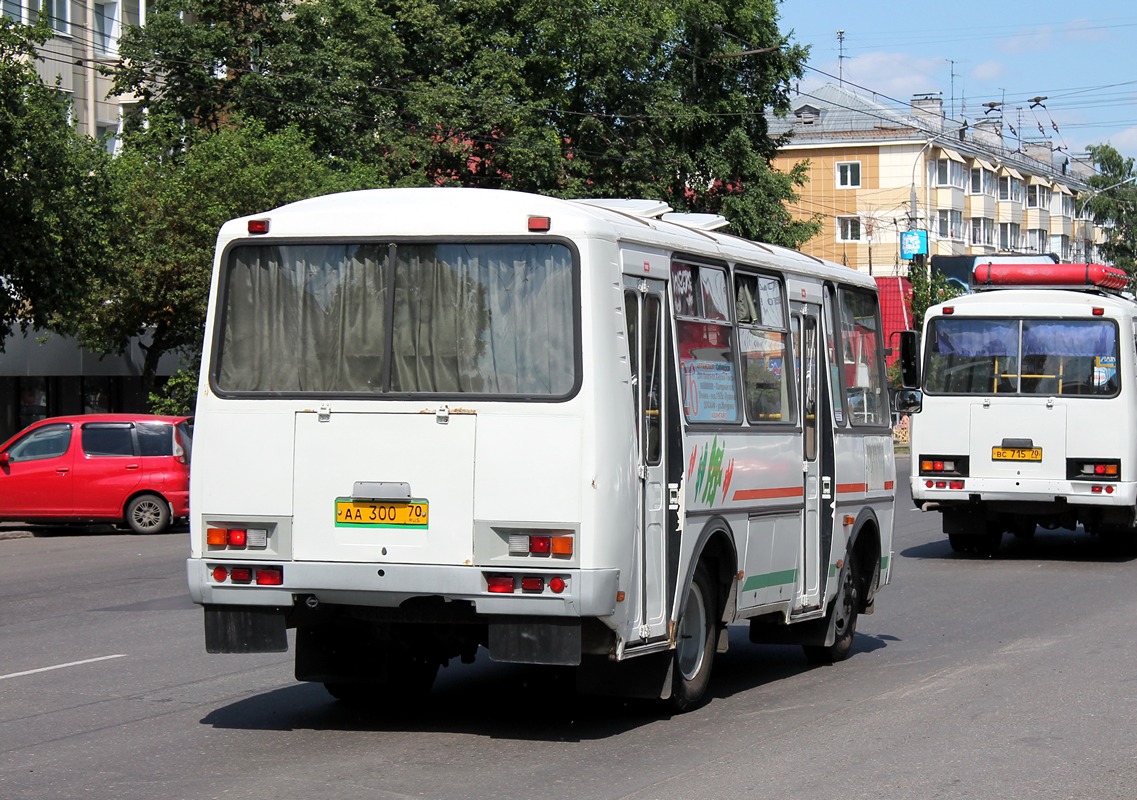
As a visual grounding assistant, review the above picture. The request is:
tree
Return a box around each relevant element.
[1085,144,1137,281]
[111,0,818,246]
[907,258,963,332]
[0,18,112,344]
[77,118,381,402]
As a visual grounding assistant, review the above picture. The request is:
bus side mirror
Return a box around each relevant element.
[899,330,920,388]
[894,388,923,415]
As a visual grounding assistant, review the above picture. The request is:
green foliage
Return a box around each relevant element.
[0,18,113,345]
[81,118,381,386]
[907,259,963,331]
[1085,144,1137,283]
[149,364,201,416]
[111,0,816,246]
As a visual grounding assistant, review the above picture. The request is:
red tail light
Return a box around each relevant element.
[486,576,515,593]
[255,567,283,586]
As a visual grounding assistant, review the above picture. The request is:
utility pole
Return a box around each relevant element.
[837,30,846,85]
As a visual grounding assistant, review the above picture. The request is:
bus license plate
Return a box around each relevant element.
[335,499,429,528]
[991,447,1042,462]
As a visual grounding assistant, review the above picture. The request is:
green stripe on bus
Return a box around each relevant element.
[742,569,798,592]
[881,555,890,571]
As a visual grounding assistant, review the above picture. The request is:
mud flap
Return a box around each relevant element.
[576,650,673,699]
[487,619,582,665]
[204,605,288,653]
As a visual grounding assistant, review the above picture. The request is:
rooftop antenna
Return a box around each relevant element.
[945,59,957,118]
[837,30,846,85]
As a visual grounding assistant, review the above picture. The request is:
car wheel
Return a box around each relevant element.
[126,493,171,534]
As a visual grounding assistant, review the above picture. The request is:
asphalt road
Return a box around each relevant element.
[2,456,1136,800]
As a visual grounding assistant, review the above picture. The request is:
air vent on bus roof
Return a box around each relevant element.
[660,212,731,231]
[571,198,673,218]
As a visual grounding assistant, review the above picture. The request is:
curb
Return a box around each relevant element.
[0,530,34,541]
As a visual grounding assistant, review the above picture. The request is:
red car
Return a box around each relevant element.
[0,414,192,534]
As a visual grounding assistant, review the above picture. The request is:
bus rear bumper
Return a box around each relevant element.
[911,478,1137,509]
[187,558,620,619]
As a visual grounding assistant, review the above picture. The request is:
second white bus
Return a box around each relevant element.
[188,188,896,710]
[900,261,1137,554]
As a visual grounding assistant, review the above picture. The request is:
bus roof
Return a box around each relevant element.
[217,187,877,291]
[927,286,1137,320]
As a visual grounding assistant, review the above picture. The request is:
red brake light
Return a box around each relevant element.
[487,575,515,593]
[529,535,551,554]
[255,567,283,586]
[520,577,545,592]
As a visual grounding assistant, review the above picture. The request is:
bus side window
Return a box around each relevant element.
[736,272,793,425]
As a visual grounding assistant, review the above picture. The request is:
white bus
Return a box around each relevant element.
[899,262,1137,555]
[187,188,896,710]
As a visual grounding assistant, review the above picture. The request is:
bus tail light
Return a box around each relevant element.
[207,526,268,548]
[919,455,969,477]
[1068,459,1121,481]
[255,567,283,586]
[487,575,515,593]
[507,530,574,557]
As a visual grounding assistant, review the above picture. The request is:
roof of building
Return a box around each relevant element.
[768,83,1090,190]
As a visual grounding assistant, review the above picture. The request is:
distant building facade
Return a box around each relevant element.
[768,84,1105,276]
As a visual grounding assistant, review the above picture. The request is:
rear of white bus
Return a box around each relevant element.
[910,289,1137,553]
[186,190,632,698]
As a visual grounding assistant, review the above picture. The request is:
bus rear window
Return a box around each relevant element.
[925,317,1118,396]
[214,242,577,397]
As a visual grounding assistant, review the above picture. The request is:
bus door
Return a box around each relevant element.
[794,308,833,612]
[623,277,669,639]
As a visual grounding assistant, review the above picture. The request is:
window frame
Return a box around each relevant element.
[836,161,862,189]
[837,216,861,242]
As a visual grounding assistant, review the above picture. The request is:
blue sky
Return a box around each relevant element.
[776,1,1137,163]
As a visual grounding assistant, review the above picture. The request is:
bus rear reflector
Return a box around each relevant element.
[255,567,283,586]
[230,567,253,583]
[520,577,545,592]
[248,219,270,234]
[487,575,515,593]
[527,216,551,232]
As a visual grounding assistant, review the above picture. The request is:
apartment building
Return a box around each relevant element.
[3,0,144,149]
[2,2,177,440]
[768,83,1103,276]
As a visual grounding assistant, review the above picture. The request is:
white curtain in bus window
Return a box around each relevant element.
[1020,320,1118,396]
[839,289,887,425]
[673,262,740,424]
[925,319,1019,394]
[217,242,575,395]
[390,243,574,394]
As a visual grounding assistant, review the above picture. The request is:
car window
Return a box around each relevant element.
[82,424,136,457]
[137,422,173,456]
[8,424,72,461]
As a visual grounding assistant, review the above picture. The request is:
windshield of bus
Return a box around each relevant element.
[924,317,1119,396]
[213,241,578,397]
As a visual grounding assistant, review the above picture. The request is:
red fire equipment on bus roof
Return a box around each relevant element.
[972,262,1128,291]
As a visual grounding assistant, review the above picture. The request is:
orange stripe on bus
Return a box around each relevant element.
[733,486,805,501]
[884,480,895,490]
[836,483,868,493]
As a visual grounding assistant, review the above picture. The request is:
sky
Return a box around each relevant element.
[776,1,1137,164]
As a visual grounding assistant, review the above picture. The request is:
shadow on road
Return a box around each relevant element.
[902,527,1137,564]
[200,625,894,739]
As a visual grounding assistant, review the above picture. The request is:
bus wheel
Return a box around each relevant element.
[804,552,860,664]
[947,533,973,554]
[669,563,716,712]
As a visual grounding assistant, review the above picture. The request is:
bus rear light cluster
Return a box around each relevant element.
[1091,485,1116,494]
[919,455,969,477]
[1068,459,1121,481]
[207,526,268,549]
[508,531,573,557]
[925,479,965,490]
[211,565,283,585]
[486,574,568,594]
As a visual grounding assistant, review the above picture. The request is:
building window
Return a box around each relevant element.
[1027,228,1049,253]
[970,217,995,246]
[934,159,966,189]
[1050,234,1071,261]
[936,209,963,240]
[999,222,1022,250]
[998,176,1024,203]
[2,0,22,21]
[970,167,995,196]
[1058,193,1075,217]
[836,161,861,188]
[1027,184,1052,209]
[94,2,119,55]
[30,0,69,33]
[837,216,861,241]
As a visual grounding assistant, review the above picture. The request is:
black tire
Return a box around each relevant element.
[974,529,1002,556]
[803,552,860,664]
[126,493,171,534]
[947,532,973,554]
[1012,520,1037,539]
[669,563,717,712]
